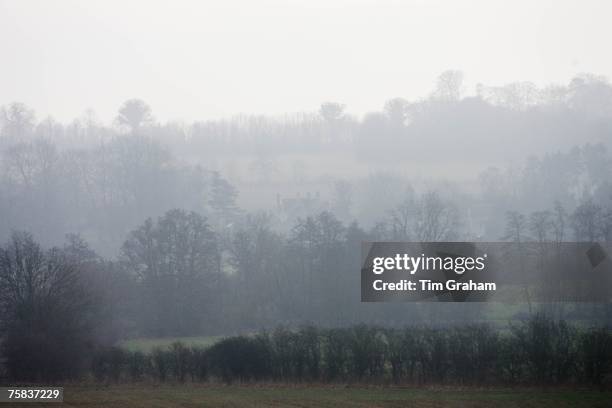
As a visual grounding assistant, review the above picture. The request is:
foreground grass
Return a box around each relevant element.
[36,384,612,408]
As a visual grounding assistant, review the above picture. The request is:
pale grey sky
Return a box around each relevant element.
[1,0,611,123]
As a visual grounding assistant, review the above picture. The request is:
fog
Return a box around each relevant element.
[2,72,612,256]
[2,0,612,122]
[1,0,612,386]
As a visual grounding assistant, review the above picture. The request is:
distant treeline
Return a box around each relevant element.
[2,73,612,256]
[91,316,612,387]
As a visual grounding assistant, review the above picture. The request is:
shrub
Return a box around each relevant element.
[85,317,612,387]
[206,336,272,383]
[581,328,612,387]
[91,347,127,383]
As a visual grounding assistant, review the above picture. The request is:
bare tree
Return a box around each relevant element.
[551,201,567,243]
[209,171,239,222]
[319,102,346,123]
[389,196,414,240]
[0,102,35,141]
[122,209,221,336]
[116,99,153,133]
[571,199,602,242]
[529,210,552,242]
[502,211,532,312]
[503,211,527,243]
[0,232,91,381]
[384,98,411,126]
[229,213,285,324]
[414,191,460,241]
[434,70,464,102]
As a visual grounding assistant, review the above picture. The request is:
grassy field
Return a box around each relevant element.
[33,385,612,408]
[118,336,223,353]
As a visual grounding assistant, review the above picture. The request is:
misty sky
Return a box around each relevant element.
[1,0,611,123]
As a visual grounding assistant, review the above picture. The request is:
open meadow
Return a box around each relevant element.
[28,385,612,408]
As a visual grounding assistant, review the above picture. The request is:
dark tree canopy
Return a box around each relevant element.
[122,209,221,336]
[0,232,92,381]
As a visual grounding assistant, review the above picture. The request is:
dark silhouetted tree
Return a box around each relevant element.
[122,209,220,336]
[0,232,92,381]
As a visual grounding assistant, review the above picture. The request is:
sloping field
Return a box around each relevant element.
[118,336,223,353]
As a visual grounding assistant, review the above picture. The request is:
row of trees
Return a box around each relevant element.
[0,132,240,255]
[4,191,610,337]
[2,73,612,166]
[2,91,612,255]
[1,201,611,381]
[2,134,610,254]
[91,317,612,386]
